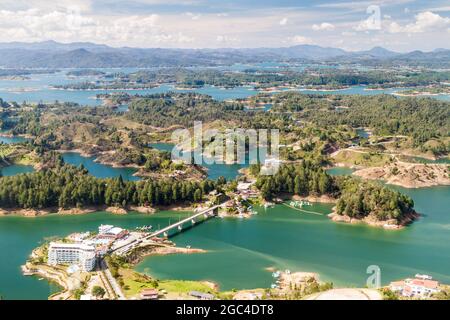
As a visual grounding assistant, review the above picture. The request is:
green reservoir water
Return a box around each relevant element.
[326,167,355,176]
[150,143,248,181]
[1,70,449,106]
[62,152,140,181]
[0,184,449,299]
[1,164,34,176]
[0,136,29,144]
[136,186,450,291]
[0,211,191,300]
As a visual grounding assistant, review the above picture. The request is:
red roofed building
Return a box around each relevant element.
[390,276,440,297]
[140,288,159,300]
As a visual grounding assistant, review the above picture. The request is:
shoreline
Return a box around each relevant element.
[352,163,450,189]
[57,148,207,180]
[0,203,197,217]
[328,209,419,230]
[21,230,208,300]
[126,243,207,267]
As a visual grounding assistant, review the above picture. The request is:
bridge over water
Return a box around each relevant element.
[111,202,228,255]
[146,203,225,239]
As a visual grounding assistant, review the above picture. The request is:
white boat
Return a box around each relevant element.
[272,271,280,278]
[264,202,275,208]
[415,274,433,280]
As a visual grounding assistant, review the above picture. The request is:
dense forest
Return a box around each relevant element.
[254,162,336,199]
[270,92,450,151]
[304,95,450,149]
[0,156,218,209]
[254,162,415,222]
[55,68,450,90]
[334,178,415,221]
[127,92,245,127]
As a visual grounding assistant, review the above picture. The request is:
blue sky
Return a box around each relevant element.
[0,0,449,51]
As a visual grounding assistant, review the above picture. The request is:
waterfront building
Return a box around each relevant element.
[47,242,96,271]
[98,225,128,240]
[389,276,440,297]
[140,288,159,300]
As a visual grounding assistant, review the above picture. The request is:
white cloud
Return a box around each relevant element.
[216,35,240,45]
[312,22,335,31]
[316,0,414,11]
[425,6,450,12]
[388,11,450,33]
[0,0,92,12]
[279,18,288,26]
[185,12,201,20]
[354,19,380,31]
[288,35,313,45]
[0,9,197,47]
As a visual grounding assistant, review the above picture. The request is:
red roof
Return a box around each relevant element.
[141,289,158,295]
[409,279,439,289]
[390,280,405,287]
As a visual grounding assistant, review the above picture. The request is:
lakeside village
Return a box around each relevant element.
[20,181,450,300]
[21,221,335,301]
[21,220,450,301]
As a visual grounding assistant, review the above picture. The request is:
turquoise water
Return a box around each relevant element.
[326,167,355,176]
[356,128,370,139]
[134,164,450,290]
[0,69,259,105]
[244,103,273,112]
[62,152,140,181]
[0,183,449,298]
[0,136,30,144]
[1,70,449,106]
[0,210,190,300]
[149,143,175,152]
[137,186,450,290]
[150,143,248,181]
[1,164,34,176]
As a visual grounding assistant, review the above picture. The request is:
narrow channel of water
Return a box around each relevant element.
[0,164,34,176]
[61,152,140,181]
[150,143,249,181]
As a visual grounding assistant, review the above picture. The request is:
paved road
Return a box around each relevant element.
[100,259,126,300]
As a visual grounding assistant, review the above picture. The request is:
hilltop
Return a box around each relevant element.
[0,41,448,68]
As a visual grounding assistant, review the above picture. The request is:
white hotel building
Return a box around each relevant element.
[48,242,97,271]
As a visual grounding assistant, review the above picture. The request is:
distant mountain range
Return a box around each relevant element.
[0,41,448,68]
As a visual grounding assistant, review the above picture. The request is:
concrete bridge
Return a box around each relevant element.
[146,204,225,239]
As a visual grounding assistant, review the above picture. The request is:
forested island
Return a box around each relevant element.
[254,162,417,228]
[0,153,219,214]
[52,68,450,92]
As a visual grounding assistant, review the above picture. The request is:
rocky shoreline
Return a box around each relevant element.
[328,209,419,230]
[0,205,160,217]
[353,162,450,188]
